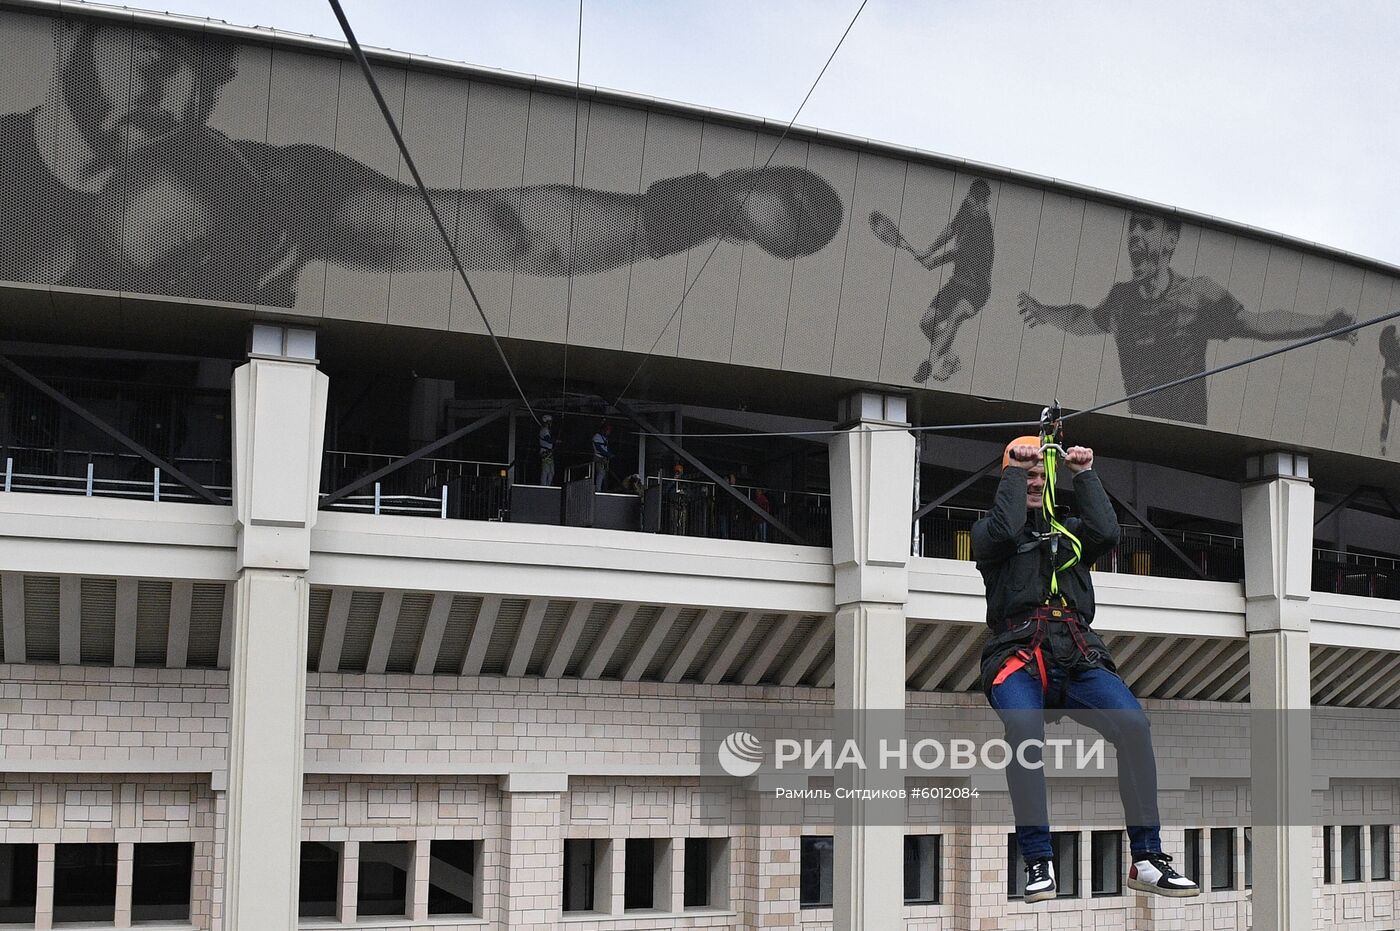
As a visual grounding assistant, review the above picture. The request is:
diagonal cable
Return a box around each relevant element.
[612,0,870,406]
[635,307,1400,439]
[327,0,540,425]
[561,0,584,407]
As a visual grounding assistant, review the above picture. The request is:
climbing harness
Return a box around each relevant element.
[1037,401,1084,599]
[989,401,1100,694]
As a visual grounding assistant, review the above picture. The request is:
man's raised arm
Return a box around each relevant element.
[1062,446,1119,563]
[1016,290,1110,337]
[973,460,1030,563]
[275,144,841,276]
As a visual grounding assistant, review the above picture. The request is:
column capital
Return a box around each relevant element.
[1244,450,1311,484]
[232,355,329,571]
[1241,466,1314,633]
[834,388,909,431]
[499,772,569,794]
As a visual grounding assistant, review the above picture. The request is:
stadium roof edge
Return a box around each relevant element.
[21,0,1400,282]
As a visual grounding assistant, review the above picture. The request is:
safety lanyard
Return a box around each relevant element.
[1039,403,1083,598]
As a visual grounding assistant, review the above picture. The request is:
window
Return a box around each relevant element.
[684,837,729,909]
[1323,826,1334,884]
[1184,829,1202,889]
[623,839,654,910]
[563,839,602,913]
[903,835,939,904]
[358,841,412,917]
[1341,825,1363,883]
[1008,832,1078,899]
[428,840,477,916]
[0,844,37,925]
[1243,828,1252,889]
[1372,826,1391,881]
[53,843,117,924]
[1210,828,1235,891]
[299,841,341,918]
[800,836,834,908]
[132,842,193,922]
[1091,831,1122,896]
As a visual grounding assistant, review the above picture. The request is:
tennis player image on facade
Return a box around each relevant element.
[1016,212,1357,425]
[869,178,994,384]
[0,17,842,307]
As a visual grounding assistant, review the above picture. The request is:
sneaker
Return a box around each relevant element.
[1128,852,1201,897]
[1024,857,1057,903]
[914,358,933,383]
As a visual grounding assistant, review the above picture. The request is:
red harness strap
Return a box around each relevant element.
[993,612,1050,692]
[993,605,1094,693]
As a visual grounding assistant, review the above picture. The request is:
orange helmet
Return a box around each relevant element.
[1002,435,1042,470]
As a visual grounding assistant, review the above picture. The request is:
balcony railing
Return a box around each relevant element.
[645,476,833,547]
[319,451,510,521]
[1,448,232,504]
[920,507,1397,601]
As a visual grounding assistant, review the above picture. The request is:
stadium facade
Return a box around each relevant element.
[0,1,1399,929]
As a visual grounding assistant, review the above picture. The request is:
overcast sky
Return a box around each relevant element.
[101,0,1399,264]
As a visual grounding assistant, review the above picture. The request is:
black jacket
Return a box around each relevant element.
[971,467,1121,692]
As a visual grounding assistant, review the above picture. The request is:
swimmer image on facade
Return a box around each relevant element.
[0,1,1397,929]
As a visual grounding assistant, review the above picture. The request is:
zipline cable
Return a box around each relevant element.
[611,0,871,406]
[327,0,541,425]
[560,0,584,408]
[637,305,1400,438]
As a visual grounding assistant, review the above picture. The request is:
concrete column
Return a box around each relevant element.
[222,325,328,931]
[827,390,914,931]
[500,773,567,928]
[1242,450,1314,931]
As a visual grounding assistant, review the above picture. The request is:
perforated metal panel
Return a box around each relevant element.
[1013,192,1084,405]
[567,102,647,350]
[1303,263,1366,448]
[603,605,661,679]
[730,136,808,371]
[481,598,527,675]
[526,600,573,676]
[185,583,226,669]
[683,610,744,682]
[451,80,527,335]
[433,595,482,675]
[24,576,59,663]
[508,91,590,344]
[135,581,170,667]
[762,615,821,685]
[386,592,433,674]
[784,144,857,376]
[564,602,619,678]
[643,608,702,681]
[338,591,382,672]
[833,154,905,382]
[306,587,332,672]
[79,579,116,665]
[676,121,755,364]
[623,112,702,357]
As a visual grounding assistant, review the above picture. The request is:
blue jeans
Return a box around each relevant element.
[989,664,1162,863]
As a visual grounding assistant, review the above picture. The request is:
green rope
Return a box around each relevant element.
[1040,440,1083,597]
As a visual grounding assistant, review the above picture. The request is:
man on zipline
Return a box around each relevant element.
[973,436,1201,902]
[1017,212,1354,424]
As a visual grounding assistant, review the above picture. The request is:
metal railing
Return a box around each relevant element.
[0,449,232,504]
[645,475,833,546]
[318,451,510,521]
[1313,548,1400,601]
[919,508,1399,601]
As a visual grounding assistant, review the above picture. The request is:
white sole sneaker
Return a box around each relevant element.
[1127,875,1201,897]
